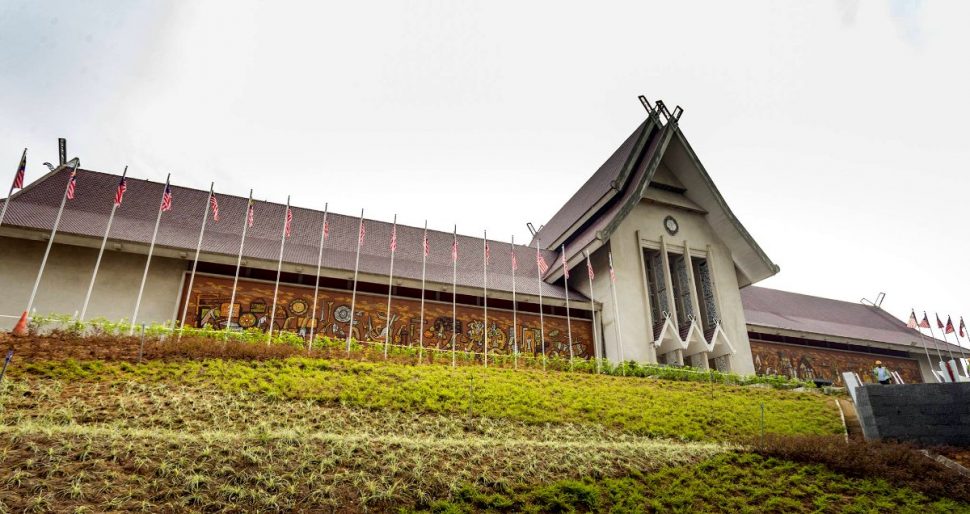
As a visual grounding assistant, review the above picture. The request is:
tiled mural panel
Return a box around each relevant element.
[180,274,593,358]
[750,339,922,385]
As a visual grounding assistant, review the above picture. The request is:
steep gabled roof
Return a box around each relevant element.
[0,167,583,302]
[742,286,961,352]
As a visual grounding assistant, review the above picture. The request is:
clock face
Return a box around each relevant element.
[664,216,679,235]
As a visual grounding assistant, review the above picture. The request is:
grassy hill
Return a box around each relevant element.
[0,333,967,512]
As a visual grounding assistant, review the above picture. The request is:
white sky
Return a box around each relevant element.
[1,0,968,329]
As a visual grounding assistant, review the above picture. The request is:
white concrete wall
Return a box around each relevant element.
[0,236,185,329]
[584,199,756,374]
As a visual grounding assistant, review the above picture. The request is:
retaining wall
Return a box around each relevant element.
[854,382,970,446]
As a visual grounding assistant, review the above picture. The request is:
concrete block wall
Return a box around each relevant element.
[855,382,970,447]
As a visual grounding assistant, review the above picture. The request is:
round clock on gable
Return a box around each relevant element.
[663,215,679,236]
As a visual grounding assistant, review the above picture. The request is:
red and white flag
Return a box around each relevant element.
[919,312,931,329]
[609,256,616,283]
[13,150,25,190]
[160,185,172,212]
[284,207,292,238]
[936,314,945,330]
[247,202,255,228]
[423,233,430,257]
[484,240,490,263]
[586,257,595,280]
[390,225,397,252]
[66,170,77,200]
[561,248,570,279]
[113,176,127,206]
[960,317,967,338]
[358,219,366,246]
[451,236,459,262]
[945,316,955,334]
[511,250,518,272]
[209,193,219,222]
[323,218,329,240]
[906,310,917,329]
[536,249,548,274]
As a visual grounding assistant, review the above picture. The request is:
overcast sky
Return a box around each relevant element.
[1,0,968,332]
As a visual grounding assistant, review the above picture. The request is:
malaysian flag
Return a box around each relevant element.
[113,176,127,206]
[13,150,25,190]
[358,219,366,246]
[919,312,931,329]
[945,316,955,334]
[586,256,594,280]
[961,317,967,338]
[510,250,518,272]
[66,170,77,200]
[451,236,459,262]
[390,225,397,252]
[936,314,945,330]
[561,248,570,279]
[906,310,918,329]
[536,249,548,274]
[284,207,293,237]
[484,240,490,263]
[609,253,616,283]
[323,218,330,240]
[423,232,430,257]
[209,193,219,222]
[160,185,172,212]
[247,201,255,228]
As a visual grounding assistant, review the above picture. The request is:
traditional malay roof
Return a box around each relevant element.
[1,166,583,302]
[741,286,963,351]
[536,102,779,288]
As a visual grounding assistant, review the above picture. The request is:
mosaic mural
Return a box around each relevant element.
[750,339,922,385]
[178,274,594,358]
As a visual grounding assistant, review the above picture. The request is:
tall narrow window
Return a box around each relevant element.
[643,249,668,339]
[668,255,694,337]
[692,258,719,338]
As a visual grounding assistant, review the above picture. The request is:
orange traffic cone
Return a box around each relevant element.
[11,311,28,337]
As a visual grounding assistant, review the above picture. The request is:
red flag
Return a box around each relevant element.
[390,225,397,252]
[247,202,255,228]
[113,176,127,206]
[66,170,77,200]
[960,317,967,338]
[209,193,219,222]
[323,218,329,240]
[511,250,518,272]
[919,313,931,329]
[561,249,570,279]
[423,232,430,257]
[586,257,594,280]
[12,150,25,190]
[609,255,616,283]
[284,207,292,238]
[451,236,458,262]
[536,250,548,274]
[936,314,944,330]
[358,219,366,246]
[484,240,490,263]
[160,185,172,212]
[906,310,917,329]
[945,316,955,334]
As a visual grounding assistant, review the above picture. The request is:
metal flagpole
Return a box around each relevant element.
[267,197,291,345]
[483,229,488,368]
[535,239,546,371]
[0,148,26,230]
[585,250,601,373]
[561,244,574,367]
[950,317,969,359]
[609,251,625,374]
[225,190,253,335]
[923,312,945,364]
[176,182,214,335]
[130,173,171,335]
[932,313,956,361]
[910,309,936,374]
[79,166,127,323]
[929,313,955,381]
[346,209,365,354]
[511,236,518,370]
[25,159,79,319]
[308,204,328,351]
[452,225,458,368]
[384,214,398,359]
[418,220,428,362]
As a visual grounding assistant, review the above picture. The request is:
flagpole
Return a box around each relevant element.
[951,317,969,359]
[923,312,945,363]
[511,235,518,370]
[483,229,488,368]
[267,196,291,345]
[346,209,364,354]
[308,204,328,351]
[561,244,574,367]
[932,313,956,361]
[585,250,601,373]
[384,214,398,359]
[225,190,253,335]
[535,239,546,371]
[130,173,170,335]
[0,148,26,230]
[910,309,936,374]
[609,251,626,374]
[24,159,78,319]
[418,220,428,362]
[176,182,214,336]
[79,166,127,323]
[452,225,458,368]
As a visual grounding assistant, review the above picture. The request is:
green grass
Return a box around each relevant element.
[16,357,842,441]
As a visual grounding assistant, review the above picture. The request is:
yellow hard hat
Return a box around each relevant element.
[875,360,883,365]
